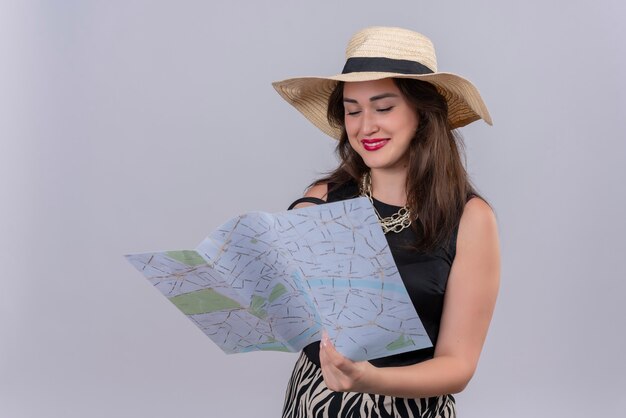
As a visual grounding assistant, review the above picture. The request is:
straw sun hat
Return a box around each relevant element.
[272,26,492,140]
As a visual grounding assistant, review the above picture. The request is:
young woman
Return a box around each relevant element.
[273,26,500,418]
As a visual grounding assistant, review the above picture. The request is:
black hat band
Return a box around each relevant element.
[341,57,434,75]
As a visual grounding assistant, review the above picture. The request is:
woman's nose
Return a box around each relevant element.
[361,112,379,135]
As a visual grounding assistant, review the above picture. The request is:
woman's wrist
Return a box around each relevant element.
[353,361,382,394]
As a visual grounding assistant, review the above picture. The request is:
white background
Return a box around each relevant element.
[1,1,625,417]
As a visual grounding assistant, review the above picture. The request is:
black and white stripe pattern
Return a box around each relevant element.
[282,352,456,418]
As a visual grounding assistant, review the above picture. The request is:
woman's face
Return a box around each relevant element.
[343,78,419,172]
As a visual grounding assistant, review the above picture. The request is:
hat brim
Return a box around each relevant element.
[272,72,492,140]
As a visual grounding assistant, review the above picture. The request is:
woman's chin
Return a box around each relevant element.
[361,157,408,172]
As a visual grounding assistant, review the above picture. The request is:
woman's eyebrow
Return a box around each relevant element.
[343,93,400,103]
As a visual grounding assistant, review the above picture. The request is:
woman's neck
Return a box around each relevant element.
[369,168,408,207]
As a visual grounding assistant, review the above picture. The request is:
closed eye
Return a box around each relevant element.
[346,110,361,116]
[377,106,393,112]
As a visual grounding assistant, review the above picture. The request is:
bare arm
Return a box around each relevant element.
[319,197,501,398]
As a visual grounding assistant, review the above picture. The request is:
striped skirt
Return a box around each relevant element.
[282,352,456,418]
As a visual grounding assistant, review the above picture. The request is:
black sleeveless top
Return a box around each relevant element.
[292,181,459,368]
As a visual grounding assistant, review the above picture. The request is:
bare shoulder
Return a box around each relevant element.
[291,182,329,209]
[458,197,498,240]
[455,196,500,273]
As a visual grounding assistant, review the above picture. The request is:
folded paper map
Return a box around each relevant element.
[126,197,431,361]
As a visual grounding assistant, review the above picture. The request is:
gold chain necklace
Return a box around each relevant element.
[359,172,413,234]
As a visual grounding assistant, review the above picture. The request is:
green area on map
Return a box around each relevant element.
[386,334,415,351]
[249,295,268,319]
[268,283,287,303]
[170,288,241,315]
[166,250,206,266]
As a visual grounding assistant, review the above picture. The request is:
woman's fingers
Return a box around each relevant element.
[321,332,341,362]
[319,331,369,392]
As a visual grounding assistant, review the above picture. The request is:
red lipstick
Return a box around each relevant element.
[361,138,389,151]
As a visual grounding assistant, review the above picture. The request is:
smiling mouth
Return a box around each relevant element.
[361,138,390,151]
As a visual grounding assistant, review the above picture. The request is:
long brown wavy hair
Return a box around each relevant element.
[314,78,482,251]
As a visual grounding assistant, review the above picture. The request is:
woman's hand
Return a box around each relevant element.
[318,332,377,393]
